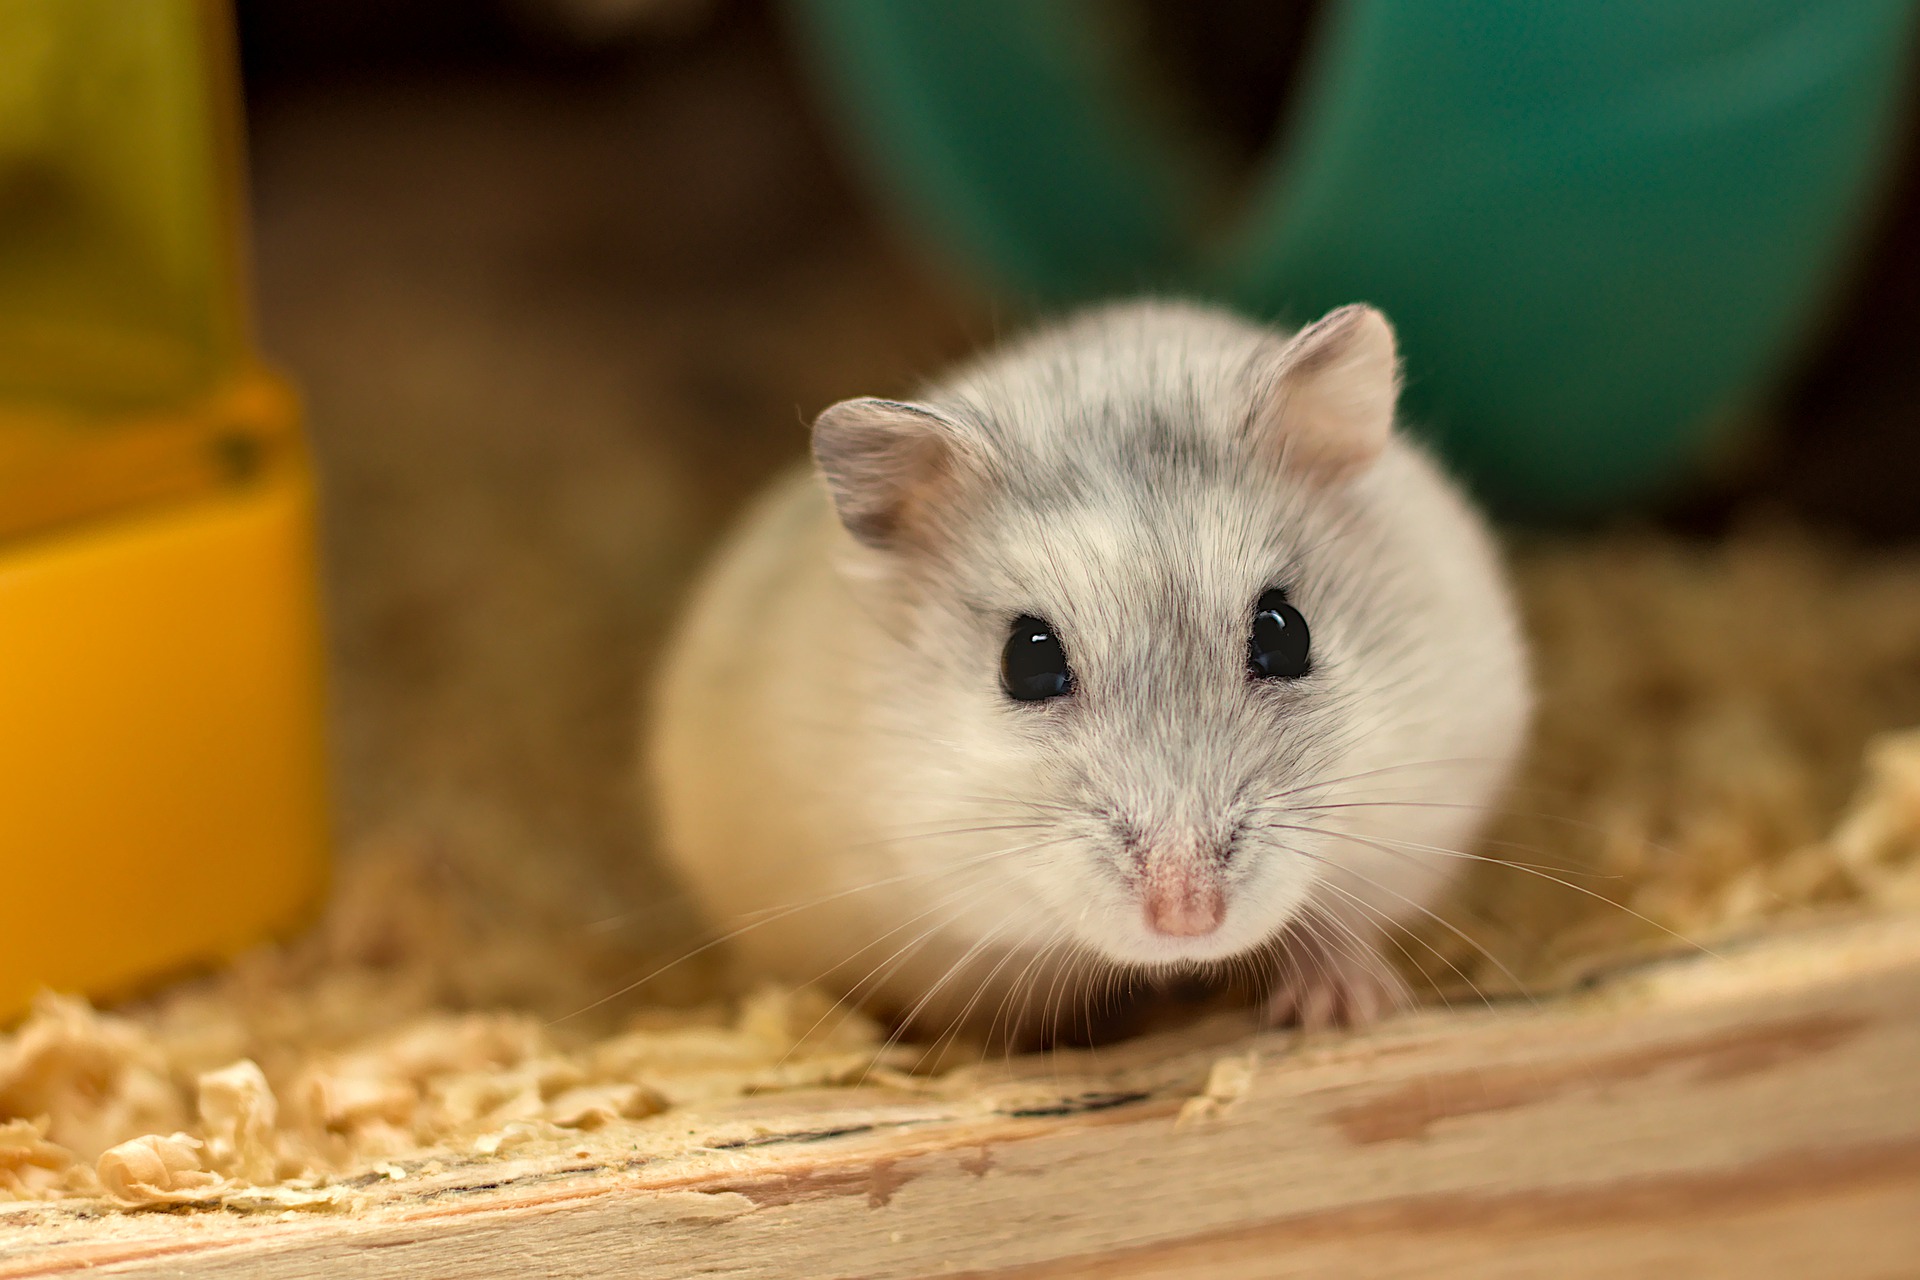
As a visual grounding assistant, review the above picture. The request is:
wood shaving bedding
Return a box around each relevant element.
[3,523,1920,1209]
[0,986,905,1208]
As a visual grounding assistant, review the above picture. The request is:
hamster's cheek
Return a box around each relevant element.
[1230,864,1323,958]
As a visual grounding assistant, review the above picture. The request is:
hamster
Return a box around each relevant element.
[649,300,1531,1045]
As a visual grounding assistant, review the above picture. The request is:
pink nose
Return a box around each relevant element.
[1143,878,1225,938]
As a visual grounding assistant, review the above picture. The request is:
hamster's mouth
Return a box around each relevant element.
[1056,876,1316,971]
[1077,912,1274,968]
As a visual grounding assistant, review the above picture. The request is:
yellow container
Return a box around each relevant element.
[0,0,327,1018]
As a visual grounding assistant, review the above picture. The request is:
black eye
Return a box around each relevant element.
[1001,615,1073,702]
[1248,588,1311,680]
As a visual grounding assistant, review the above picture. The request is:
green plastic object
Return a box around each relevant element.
[786,0,1919,516]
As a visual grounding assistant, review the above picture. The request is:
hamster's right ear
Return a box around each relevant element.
[811,397,976,549]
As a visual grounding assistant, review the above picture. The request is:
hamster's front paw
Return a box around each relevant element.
[1260,926,1409,1032]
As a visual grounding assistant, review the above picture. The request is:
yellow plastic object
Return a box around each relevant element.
[0,375,327,1019]
[0,1,328,1020]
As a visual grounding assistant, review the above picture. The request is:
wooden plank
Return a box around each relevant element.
[2,914,1917,1279]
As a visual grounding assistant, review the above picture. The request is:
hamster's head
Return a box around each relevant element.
[809,302,1523,974]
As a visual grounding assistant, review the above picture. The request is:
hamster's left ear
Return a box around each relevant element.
[1250,304,1400,484]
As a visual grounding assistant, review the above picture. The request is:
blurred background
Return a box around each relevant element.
[4,0,1920,1012]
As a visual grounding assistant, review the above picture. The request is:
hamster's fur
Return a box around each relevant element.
[649,301,1531,1043]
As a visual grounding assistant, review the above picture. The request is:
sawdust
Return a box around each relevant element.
[4,522,1920,1209]
[0,980,899,1208]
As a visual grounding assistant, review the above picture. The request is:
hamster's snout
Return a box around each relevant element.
[1125,822,1235,939]
[1142,868,1225,938]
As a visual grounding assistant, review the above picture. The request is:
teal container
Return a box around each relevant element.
[786,0,1920,517]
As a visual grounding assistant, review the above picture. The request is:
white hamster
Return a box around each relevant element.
[649,300,1531,1044]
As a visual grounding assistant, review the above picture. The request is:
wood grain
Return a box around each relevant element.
[2,914,1916,1279]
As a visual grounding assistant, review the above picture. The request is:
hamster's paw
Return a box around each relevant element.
[1260,930,1409,1032]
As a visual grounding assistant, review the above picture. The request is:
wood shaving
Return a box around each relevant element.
[197,1061,280,1184]
[0,977,904,1206]
[3,523,1920,1208]
[0,1119,73,1198]
[1176,1052,1259,1126]
[541,1082,667,1129]
[0,994,184,1162]
[96,1133,228,1208]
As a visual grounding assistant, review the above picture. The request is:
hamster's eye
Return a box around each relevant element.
[1001,615,1073,702]
[1248,588,1311,680]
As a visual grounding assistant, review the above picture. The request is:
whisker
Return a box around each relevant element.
[922,917,1064,1071]
[1257,757,1513,807]
[1298,824,1718,964]
[871,917,1024,1073]
[848,821,1055,850]
[1261,818,1613,880]
[1309,881,1513,1018]
[779,873,1013,1064]
[553,833,1080,1024]
[1284,797,1683,860]
[1290,846,1541,999]
[992,918,1074,1055]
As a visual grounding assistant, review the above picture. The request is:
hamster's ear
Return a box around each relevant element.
[811,397,974,549]
[1250,304,1400,483]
